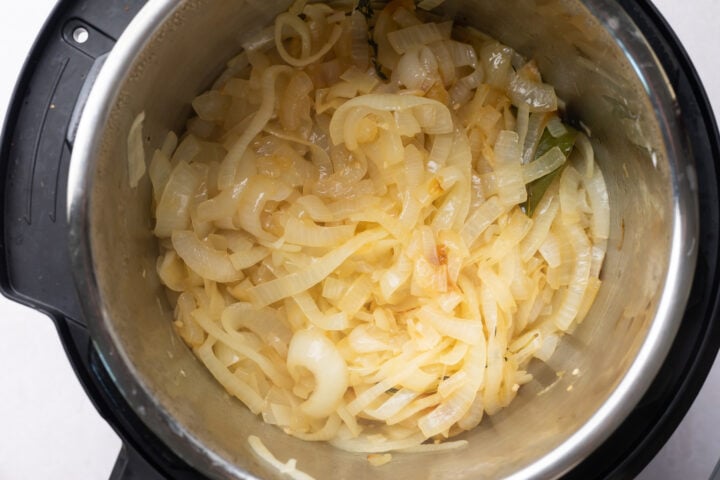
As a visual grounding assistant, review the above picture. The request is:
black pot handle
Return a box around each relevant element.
[0,0,140,322]
[0,2,179,480]
[111,444,167,480]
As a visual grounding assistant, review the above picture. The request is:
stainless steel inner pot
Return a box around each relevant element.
[66,0,699,478]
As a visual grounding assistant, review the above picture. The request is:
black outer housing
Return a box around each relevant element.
[1,1,719,479]
[0,1,194,479]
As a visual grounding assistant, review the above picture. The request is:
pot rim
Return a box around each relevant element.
[66,1,700,478]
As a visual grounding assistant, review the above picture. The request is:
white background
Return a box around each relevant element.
[1,1,719,479]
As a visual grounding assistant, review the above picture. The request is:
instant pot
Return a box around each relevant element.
[2,0,719,479]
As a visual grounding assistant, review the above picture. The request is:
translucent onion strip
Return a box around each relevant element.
[173,231,253,282]
[461,196,505,247]
[275,7,345,68]
[155,162,202,237]
[246,229,387,307]
[329,94,453,147]
[508,72,558,112]
[284,218,355,247]
[248,435,316,480]
[127,112,146,188]
[196,337,265,414]
[193,310,293,389]
[218,65,292,189]
[387,22,450,54]
[585,165,610,240]
[522,146,566,184]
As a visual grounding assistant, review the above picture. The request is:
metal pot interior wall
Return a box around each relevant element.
[67,0,698,478]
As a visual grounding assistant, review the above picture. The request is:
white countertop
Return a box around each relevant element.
[1,1,719,479]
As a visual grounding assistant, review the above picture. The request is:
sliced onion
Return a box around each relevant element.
[387,22,446,54]
[155,161,202,237]
[393,46,438,91]
[380,254,413,301]
[340,67,379,94]
[448,69,483,108]
[330,94,453,146]
[576,276,602,323]
[284,217,355,247]
[574,132,595,178]
[417,382,475,437]
[457,394,483,431]
[417,306,483,345]
[287,328,348,418]
[222,303,291,357]
[479,42,513,88]
[427,133,453,171]
[218,65,292,189]
[494,130,522,165]
[247,435,316,480]
[347,341,449,415]
[331,433,426,453]
[172,231,244,282]
[229,246,270,270]
[551,223,591,330]
[193,311,292,389]
[432,137,472,231]
[196,338,264,413]
[461,196,505,247]
[437,371,468,398]
[534,333,560,362]
[347,324,392,353]
[192,91,231,122]
[321,276,347,300]
[280,71,314,133]
[521,112,548,164]
[522,146,566,184]
[495,162,527,206]
[508,72,558,112]
[338,275,373,316]
[584,164,610,240]
[386,393,442,425]
[274,13,312,60]
[276,13,343,67]
[559,165,582,224]
[428,40,455,86]
[149,148,172,204]
[373,7,400,71]
[350,11,370,70]
[590,241,607,279]
[365,389,419,420]
[538,231,562,268]
[419,343,484,436]
[246,229,387,307]
[150,1,610,451]
[293,195,334,222]
[195,181,246,223]
[446,40,477,68]
[235,175,293,241]
[520,195,560,260]
[292,291,349,330]
[127,111,146,189]
[515,104,530,153]
[546,115,568,138]
[477,265,515,314]
[473,210,533,265]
